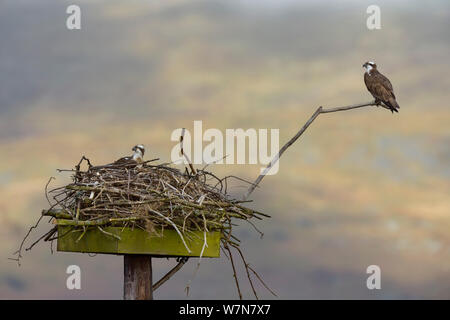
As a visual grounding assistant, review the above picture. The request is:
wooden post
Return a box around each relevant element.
[124,255,153,300]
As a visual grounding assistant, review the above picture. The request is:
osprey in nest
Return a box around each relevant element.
[87,145,146,173]
[114,144,146,164]
[363,61,400,113]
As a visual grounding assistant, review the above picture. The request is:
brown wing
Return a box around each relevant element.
[372,82,395,102]
[374,71,395,99]
[88,156,136,171]
[113,157,132,164]
[365,72,395,101]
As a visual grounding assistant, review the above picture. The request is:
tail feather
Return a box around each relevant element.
[386,98,400,113]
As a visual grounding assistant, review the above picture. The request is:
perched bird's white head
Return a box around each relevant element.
[363,61,377,74]
[131,144,145,161]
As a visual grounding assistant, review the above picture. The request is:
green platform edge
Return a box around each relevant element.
[57,225,221,257]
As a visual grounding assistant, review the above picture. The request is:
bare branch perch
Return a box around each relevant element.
[243,100,388,200]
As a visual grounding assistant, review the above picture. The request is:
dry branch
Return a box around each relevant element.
[180,128,197,175]
[153,258,189,291]
[244,100,389,199]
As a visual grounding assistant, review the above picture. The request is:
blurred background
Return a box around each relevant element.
[1,0,449,299]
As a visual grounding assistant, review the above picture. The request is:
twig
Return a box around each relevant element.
[247,264,277,297]
[153,258,189,291]
[147,207,191,253]
[224,242,242,300]
[42,209,72,219]
[74,156,92,182]
[25,226,57,252]
[55,217,139,226]
[11,216,44,266]
[185,213,209,295]
[244,100,388,199]
[231,244,258,300]
[180,128,197,175]
[45,177,55,207]
[97,226,121,240]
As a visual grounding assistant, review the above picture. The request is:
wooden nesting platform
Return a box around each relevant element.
[56,225,221,257]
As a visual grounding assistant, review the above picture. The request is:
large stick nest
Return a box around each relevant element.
[43,157,268,238]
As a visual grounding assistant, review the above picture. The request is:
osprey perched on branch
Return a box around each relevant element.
[363,61,400,113]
